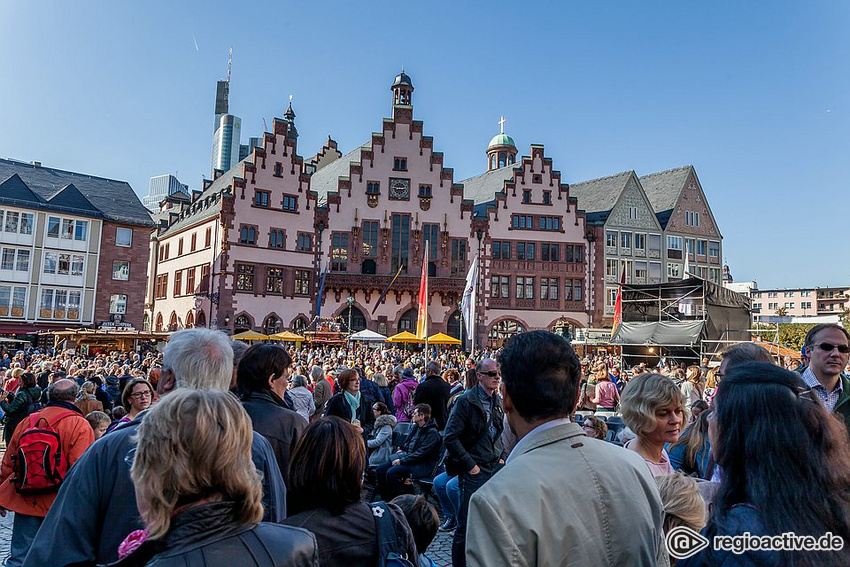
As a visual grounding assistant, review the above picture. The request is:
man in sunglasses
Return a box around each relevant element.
[443,357,505,567]
[801,324,850,428]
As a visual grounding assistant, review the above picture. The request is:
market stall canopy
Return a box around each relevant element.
[231,330,270,341]
[269,331,306,341]
[610,321,705,347]
[387,331,424,344]
[427,332,461,345]
[348,329,388,342]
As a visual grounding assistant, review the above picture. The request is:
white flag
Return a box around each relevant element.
[461,255,479,341]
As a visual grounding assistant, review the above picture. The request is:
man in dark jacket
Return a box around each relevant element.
[413,360,451,429]
[237,344,307,484]
[375,403,441,500]
[23,329,288,567]
[443,358,505,567]
[357,366,386,411]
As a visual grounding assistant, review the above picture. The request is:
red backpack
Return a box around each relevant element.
[11,410,77,494]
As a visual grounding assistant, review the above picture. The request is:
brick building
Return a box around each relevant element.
[0,159,154,334]
[145,71,724,345]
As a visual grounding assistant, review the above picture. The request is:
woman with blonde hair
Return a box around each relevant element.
[113,389,317,566]
[655,473,707,566]
[679,366,703,420]
[619,373,684,476]
[75,381,104,416]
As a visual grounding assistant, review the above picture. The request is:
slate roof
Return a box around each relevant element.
[639,165,692,229]
[0,159,154,226]
[566,171,633,225]
[157,159,246,239]
[308,143,370,204]
[458,164,516,205]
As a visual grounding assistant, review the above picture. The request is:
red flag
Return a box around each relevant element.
[416,248,429,339]
[612,262,625,333]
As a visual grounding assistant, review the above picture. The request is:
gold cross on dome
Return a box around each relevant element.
[499,115,506,134]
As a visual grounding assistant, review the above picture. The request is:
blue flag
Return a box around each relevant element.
[315,263,330,319]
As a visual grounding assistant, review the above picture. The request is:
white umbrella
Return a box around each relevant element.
[348,329,388,342]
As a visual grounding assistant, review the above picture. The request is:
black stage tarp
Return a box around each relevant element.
[611,277,750,346]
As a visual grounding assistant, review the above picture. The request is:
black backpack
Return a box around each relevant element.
[6,389,41,436]
[371,501,416,567]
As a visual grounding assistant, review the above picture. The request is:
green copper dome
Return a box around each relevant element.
[488,133,516,149]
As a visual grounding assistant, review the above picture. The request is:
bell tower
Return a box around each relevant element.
[391,70,414,120]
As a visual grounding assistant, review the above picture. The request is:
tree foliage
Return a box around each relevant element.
[754,323,815,351]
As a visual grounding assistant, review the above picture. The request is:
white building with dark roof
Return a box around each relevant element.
[0,159,155,334]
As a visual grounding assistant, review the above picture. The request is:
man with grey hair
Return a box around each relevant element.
[24,329,287,567]
[0,379,93,567]
[414,359,451,429]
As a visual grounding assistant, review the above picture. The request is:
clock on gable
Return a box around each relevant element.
[388,178,410,200]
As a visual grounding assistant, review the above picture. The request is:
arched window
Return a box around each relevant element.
[155,313,163,332]
[292,317,309,333]
[263,315,282,335]
[447,310,462,340]
[168,312,178,332]
[398,308,418,333]
[489,154,496,170]
[234,314,251,332]
[196,310,207,328]
[488,319,524,348]
[342,306,367,332]
[142,313,150,332]
[361,259,376,275]
[185,311,195,328]
[498,152,506,168]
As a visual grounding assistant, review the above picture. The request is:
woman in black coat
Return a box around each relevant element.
[324,368,374,438]
[110,389,318,567]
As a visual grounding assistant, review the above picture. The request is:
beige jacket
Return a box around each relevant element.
[466,422,669,567]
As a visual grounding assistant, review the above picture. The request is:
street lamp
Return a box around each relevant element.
[347,296,354,332]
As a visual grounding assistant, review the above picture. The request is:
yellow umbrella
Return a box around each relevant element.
[427,332,461,345]
[231,330,270,341]
[270,331,306,341]
[387,331,424,343]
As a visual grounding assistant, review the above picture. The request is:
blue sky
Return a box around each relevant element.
[1,1,847,288]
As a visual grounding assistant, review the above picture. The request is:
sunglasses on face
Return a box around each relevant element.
[810,343,850,354]
[479,370,499,377]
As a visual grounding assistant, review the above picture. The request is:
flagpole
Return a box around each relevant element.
[424,250,429,361]
[472,254,479,354]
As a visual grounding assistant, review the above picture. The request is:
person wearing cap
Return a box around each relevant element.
[393,368,419,423]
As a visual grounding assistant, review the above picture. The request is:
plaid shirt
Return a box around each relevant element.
[801,367,843,412]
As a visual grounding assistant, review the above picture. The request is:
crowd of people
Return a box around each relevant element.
[0,322,846,566]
